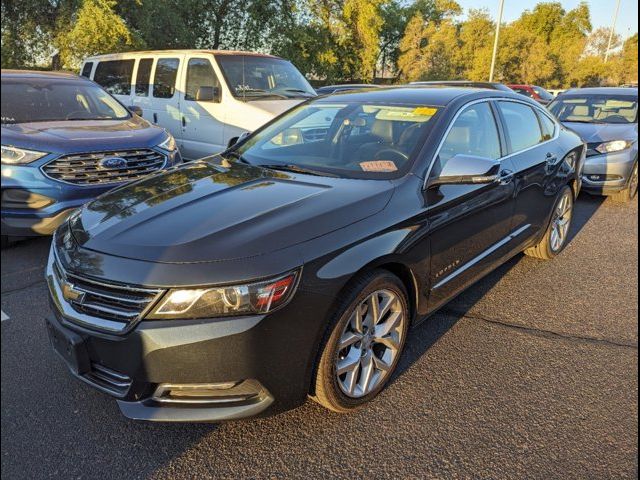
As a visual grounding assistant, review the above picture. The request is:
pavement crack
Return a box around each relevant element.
[1,279,46,296]
[441,308,638,350]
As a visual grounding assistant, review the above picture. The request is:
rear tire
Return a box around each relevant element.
[525,185,574,260]
[610,161,638,203]
[312,270,410,413]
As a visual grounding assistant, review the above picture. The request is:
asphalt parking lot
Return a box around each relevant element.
[1,193,637,479]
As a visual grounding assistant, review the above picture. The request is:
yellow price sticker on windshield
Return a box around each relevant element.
[413,107,438,116]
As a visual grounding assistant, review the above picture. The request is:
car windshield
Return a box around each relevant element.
[229,101,440,179]
[0,79,130,124]
[549,94,638,124]
[214,55,316,100]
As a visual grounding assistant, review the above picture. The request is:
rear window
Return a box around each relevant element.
[153,58,179,99]
[498,101,543,152]
[80,62,93,78]
[93,60,134,96]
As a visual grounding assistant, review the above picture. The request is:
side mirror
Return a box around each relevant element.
[196,86,221,103]
[227,131,251,148]
[128,105,143,117]
[429,154,500,187]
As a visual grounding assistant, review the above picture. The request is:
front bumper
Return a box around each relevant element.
[581,149,637,195]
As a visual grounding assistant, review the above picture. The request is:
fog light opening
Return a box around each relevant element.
[152,380,265,405]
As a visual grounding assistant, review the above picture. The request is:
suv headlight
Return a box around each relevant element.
[146,269,300,319]
[1,145,48,165]
[595,140,634,154]
[157,133,177,152]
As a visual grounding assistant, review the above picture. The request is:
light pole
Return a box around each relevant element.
[489,0,506,82]
[604,0,622,63]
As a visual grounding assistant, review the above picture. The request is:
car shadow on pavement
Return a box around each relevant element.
[391,191,606,384]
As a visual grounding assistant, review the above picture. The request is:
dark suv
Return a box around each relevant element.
[46,87,584,422]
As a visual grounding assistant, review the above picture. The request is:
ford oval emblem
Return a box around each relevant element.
[100,156,128,169]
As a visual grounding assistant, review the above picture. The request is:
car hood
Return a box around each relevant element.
[563,122,638,143]
[0,115,166,154]
[70,159,395,264]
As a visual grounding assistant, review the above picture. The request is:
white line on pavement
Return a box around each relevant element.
[1,310,9,322]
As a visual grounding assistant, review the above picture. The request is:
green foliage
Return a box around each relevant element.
[0,0,637,87]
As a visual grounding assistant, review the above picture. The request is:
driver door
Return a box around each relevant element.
[426,101,517,310]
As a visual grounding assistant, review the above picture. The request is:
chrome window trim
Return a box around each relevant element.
[423,97,560,189]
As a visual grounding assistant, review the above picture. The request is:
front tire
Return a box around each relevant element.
[312,270,410,413]
[610,161,638,203]
[525,185,574,260]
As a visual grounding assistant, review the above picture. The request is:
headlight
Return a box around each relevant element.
[146,269,300,319]
[157,133,177,152]
[595,140,634,154]
[1,145,48,165]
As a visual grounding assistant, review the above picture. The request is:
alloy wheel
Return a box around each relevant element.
[629,163,639,199]
[335,289,406,398]
[550,190,573,252]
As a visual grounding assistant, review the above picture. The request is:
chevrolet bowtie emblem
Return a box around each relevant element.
[61,281,85,303]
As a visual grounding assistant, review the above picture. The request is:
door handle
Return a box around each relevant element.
[153,113,158,124]
[182,116,186,127]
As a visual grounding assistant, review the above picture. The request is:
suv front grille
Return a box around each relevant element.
[43,149,166,185]
[52,257,162,327]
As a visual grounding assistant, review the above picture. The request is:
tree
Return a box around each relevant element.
[457,8,494,81]
[56,0,135,68]
[585,27,622,58]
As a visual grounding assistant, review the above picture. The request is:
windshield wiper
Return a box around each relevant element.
[238,89,288,100]
[258,163,338,177]
[225,151,252,164]
[279,88,315,96]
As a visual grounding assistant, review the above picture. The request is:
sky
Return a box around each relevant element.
[455,0,639,40]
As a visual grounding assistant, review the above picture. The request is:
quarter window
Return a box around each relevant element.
[498,102,543,152]
[93,60,134,95]
[80,62,93,78]
[433,102,501,177]
[153,58,180,99]
[537,112,556,141]
[135,58,153,96]
[185,58,220,101]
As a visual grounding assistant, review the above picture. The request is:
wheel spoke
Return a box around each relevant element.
[376,293,394,324]
[367,293,380,326]
[339,331,362,350]
[344,361,360,395]
[375,334,399,351]
[359,352,375,394]
[351,306,364,334]
[373,354,391,373]
[336,352,360,376]
[374,310,401,338]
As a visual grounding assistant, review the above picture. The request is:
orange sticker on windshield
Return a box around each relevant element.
[360,161,398,172]
[413,107,438,116]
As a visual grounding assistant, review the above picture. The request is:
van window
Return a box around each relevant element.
[153,58,179,99]
[498,101,543,152]
[185,58,220,101]
[93,60,134,96]
[81,62,93,78]
[135,58,153,96]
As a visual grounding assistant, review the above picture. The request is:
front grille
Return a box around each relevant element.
[52,258,162,327]
[43,149,167,185]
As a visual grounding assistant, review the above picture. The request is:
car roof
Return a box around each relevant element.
[561,87,638,96]
[1,69,83,81]
[84,49,281,61]
[314,85,522,107]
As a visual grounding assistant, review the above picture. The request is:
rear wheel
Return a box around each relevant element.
[312,270,409,413]
[610,161,638,203]
[525,186,574,260]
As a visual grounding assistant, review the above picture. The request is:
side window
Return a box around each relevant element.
[435,102,501,174]
[498,102,543,152]
[185,58,220,101]
[135,58,153,96]
[537,111,556,141]
[93,60,134,95]
[80,62,93,78]
[153,58,180,99]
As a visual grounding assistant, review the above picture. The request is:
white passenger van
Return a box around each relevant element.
[80,50,316,160]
